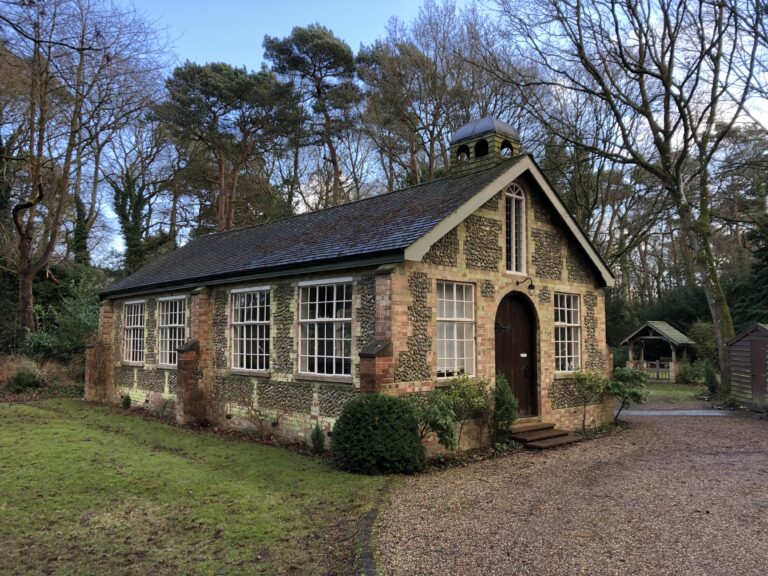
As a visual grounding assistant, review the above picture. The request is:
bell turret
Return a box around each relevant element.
[450,117,521,176]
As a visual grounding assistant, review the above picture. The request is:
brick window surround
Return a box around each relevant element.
[437,281,475,378]
[230,288,270,372]
[299,280,353,377]
[555,292,581,371]
[123,301,145,364]
[505,183,526,273]
[158,297,187,367]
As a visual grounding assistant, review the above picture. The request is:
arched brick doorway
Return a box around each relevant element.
[495,292,538,417]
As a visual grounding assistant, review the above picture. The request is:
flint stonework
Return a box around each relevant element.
[584,292,604,370]
[568,247,594,284]
[550,377,603,409]
[395,272,432,383]
[480,192,500,212]
[318,383,360,417]
[532,228,563,280]
[273,283,294,375]
[213,289,228,370]
[464,215,502,271]
[422,227,459,267]
[145,298,157,365]
[259,379,313,413]
[357,274,376,348]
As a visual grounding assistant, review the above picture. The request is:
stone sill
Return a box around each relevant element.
[503,270,529,278]
[120,362,143,368]
[434,374,477,387]
[554,371,579,379]
[228,369,270,377]
[295,373,353,385]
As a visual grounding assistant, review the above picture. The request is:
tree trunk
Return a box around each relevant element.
[73,194,90,265]
[18,238,34,332]
[676,183,735,396]
[325,132,343,205]
[409,135,420,185]
[216,155,228,232]
[169,186,178,244]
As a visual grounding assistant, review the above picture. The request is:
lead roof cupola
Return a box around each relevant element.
[450,116,521,176]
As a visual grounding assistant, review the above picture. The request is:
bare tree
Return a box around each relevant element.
[493,0,762,393]
[358,1,532,189]
[104,120,175,274]
[0,0,167,330]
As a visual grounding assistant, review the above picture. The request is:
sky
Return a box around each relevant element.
[124,0,434,70]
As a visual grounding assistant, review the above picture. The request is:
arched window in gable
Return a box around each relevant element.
[505,183,526,273]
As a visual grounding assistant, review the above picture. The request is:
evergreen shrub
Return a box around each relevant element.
[443,374,490,447]
[8,369,42,393]
[703,361,719,396]
[332,394,425,475]
[310,422,325,454]
[676,360,702,384]
[492,374,518,439]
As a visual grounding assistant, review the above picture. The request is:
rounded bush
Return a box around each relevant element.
[9,369,42,394]
[332,394,426,475]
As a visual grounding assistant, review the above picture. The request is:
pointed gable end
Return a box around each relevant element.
[404,155,615,287]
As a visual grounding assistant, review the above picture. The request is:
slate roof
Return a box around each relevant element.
[620,321,696,346]
[102,156,526,298]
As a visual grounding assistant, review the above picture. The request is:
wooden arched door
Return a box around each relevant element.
[495,293,538,417]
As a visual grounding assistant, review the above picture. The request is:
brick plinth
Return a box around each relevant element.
[175,339,211,425]
[85,300,117,402]
[189,287,214,414]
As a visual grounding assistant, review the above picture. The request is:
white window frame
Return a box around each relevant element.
[554,293,581,372]
[436,281,476,378]
[157,297,187,367]
[298,280,353,377]
[505,183,526,274]
[122,300,146,364]
[230,287,271,372]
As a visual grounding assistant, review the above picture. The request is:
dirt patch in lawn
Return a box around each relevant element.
[376,412,768,576]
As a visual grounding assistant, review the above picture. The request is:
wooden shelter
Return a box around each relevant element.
[728,323,768,410]
[621,321,695,382]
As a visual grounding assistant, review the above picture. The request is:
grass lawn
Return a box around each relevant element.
[0,399,391,575]
[645,381,705,404]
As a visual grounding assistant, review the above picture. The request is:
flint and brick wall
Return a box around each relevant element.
[377,172,613,432]
[89,173,613,446]
[95,271,378,443]
[105,292,191,409]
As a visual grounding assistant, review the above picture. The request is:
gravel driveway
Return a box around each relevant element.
[375,409,768,576]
